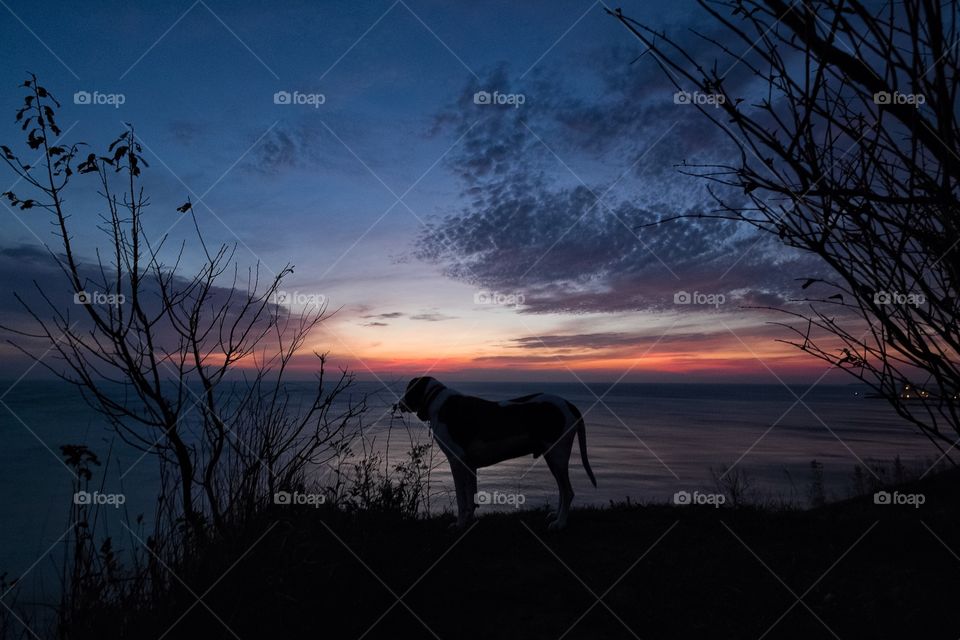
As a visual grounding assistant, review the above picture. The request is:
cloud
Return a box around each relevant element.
[245,119,363,175]
[417,46,830,316]
[363,321,389,327]
[362,311,405,319]
[416,176,826,314]
[509,332,675,351]
[0,243,295,376]
[248,122,322,174]
[468,320,832,370]
[409,312,457,322]
[167,119,207,146]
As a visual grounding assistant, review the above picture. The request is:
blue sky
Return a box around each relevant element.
[0,0,843,382]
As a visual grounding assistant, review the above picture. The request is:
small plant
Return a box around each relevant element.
[339,444,434,517]
[0,76,367,639]
[848,456,943,499]
[807,460,826,508]
[710,463,755,508]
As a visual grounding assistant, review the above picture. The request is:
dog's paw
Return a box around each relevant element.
[547,519,567,532]
[545,511,558,522]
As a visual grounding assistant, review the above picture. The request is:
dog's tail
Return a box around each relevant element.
[567,401,597,487]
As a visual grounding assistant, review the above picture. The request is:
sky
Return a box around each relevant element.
[0,0,850,384]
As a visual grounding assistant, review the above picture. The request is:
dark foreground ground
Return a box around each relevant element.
[86,469,960,640]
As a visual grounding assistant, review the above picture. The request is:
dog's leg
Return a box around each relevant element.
[545,462,560,522]
[449,459,476,529]
[543,434,576,531]
[432,420,466,460]
[466,466,478,522]
[450,459,466,528]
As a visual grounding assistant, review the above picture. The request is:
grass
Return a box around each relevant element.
[62,465,960,640]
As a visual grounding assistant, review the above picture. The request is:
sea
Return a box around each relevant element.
[0,379,941,597]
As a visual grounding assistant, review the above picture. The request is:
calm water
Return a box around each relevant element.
[0,379,939,590]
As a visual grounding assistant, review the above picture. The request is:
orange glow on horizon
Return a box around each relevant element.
[212,307,853,382]
[248,331,847,382]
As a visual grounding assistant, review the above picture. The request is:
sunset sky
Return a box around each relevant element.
[0,0,846,383]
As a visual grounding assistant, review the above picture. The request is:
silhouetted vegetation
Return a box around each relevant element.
[612,0,960,457]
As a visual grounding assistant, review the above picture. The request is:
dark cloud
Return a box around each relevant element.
[510,332,676,351]
[472,322,815,367]
[0,244,63,269]
[245,119,362,175]
[417,39,828,316]
[363,321,389,327]
[362,311,404,319]
[167,119,207,146]
[409,312,457,322]
[0,243,294,376]
[248,122,322,174]
[415,176,826,314]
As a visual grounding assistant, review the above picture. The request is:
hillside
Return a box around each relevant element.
[70,468,960,639]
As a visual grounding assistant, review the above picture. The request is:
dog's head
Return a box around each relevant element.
[397,376,444,421]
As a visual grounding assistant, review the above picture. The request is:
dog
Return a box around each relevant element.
[396,376,596,530]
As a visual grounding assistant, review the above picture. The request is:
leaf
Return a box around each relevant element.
[0,145,14,160]
[827,293,844,302]
[27,129,44,149]
[112,145,128,164]
[800,278,817,289]
[77,153,98,174]
[44,106,61,135]
[108,132,129,152]
[744,182,758,194]
[176,201,192,213]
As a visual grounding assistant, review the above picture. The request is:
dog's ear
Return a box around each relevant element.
[398,376,427,413]
[407,376,431,400]
[405,376,421,392]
